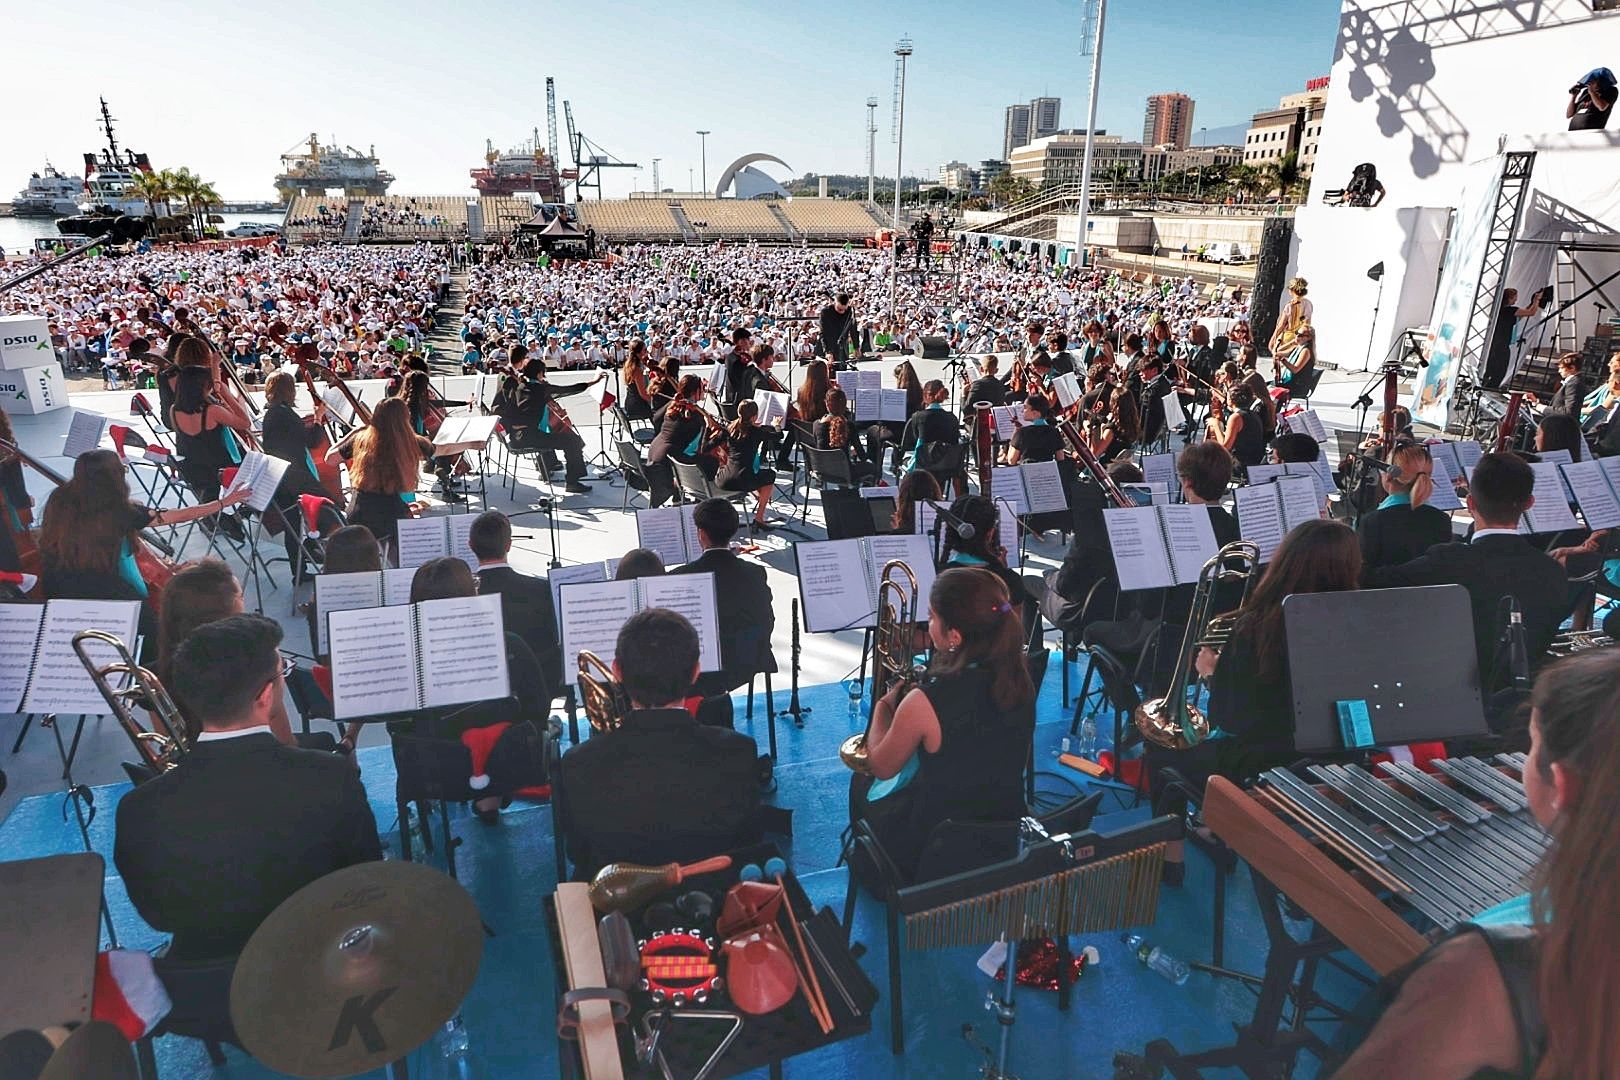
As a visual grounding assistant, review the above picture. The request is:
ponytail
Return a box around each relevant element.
[927,567,1033,714]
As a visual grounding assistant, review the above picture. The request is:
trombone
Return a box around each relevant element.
[840,560,921,774]
[71,629,190,773]
[1132,541,1261,751]
[577,649,630,733]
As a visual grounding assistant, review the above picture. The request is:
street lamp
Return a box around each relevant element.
[889,37,912,324]
[696,130,711,194]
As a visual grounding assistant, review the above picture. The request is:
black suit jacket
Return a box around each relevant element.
[672,548,777,690]
[556,708,761,878]
[1364,534,1573,687]
[114,733,382,961]
[478,565,563,691]
[963,377,1008,413]
[1356,502,1454,571]
[1544,373,1589,416]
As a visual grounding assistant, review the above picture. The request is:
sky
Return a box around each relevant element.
[6,0,1343,202]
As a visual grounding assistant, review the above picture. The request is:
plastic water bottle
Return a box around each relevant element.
[1049,736,1072,759]
[1122,933,1190,985]
[441,1013,471,1068]
[845,678,864,722]
[1077,716,1098,757]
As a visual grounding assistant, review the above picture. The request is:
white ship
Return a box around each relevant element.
[76,97,158,216]
[11,163,83,217]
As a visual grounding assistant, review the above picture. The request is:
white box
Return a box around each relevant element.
[0,364,69,415]
[0,315,53,371]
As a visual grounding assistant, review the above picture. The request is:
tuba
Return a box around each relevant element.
[840,560,921,774]
[577,649,629,733]
[71,629,190,773]
[1132,541,1262,751]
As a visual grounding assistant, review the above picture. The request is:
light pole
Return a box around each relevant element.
[696,130,711,194]
[888,37,912,324]
[652,157,661,193]
[1196,126,1206,200]
[1075,0,1106,268]
[866,97,878,208]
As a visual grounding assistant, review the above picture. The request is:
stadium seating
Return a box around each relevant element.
[282,195,349,242]
[681,200,789,241]
[572,200,684,241]
[480,197,537,233]
[778,199,885,242]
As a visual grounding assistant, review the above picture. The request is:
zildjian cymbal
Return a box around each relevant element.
[38,1021,137,1080]
[230,861,482,1079]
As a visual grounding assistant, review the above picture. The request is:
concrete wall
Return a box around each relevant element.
[1290,0,1620,371]
[1051,212,1265,254]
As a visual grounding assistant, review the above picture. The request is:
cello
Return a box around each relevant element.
[293,348,353,500]
[0,434,178,609]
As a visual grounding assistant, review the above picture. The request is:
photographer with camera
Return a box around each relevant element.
[1568,66,1616,131]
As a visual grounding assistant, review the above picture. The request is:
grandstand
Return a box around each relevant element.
[778,199,888,242]
[283,195,349,243]
[683,200,788,241]
[480,196,537,235]
[571,200,685,242]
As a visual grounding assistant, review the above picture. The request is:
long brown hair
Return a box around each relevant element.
[892,470,941,533]
[168,333,215,370]
[927,567,1032,712]
[823,387,853,449]
[796,360,830,422]
[1239,519,1360,679]
[895,360,924,415]
[157,559,240,678]
[38,449,142,574]
[1531,649,1620,1079]
[727,399,760,441]
[349,397,426,494]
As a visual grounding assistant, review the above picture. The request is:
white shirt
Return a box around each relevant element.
[195,725,275,743]
[1470,527,1520,542]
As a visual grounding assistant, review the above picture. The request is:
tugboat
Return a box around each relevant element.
[76,97,158,216]
[11,163,83,217]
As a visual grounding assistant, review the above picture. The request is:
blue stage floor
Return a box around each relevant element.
[0,663,1369,1079]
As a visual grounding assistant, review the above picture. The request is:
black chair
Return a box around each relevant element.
[673,461,747,507]
[800,446,857,524]
[1070,643,1147,797]
[137,954,241,1070]
[841,790,1103,1054]
[616,439,653,511]
[1042,576,1121,708]
[1283,367,1324,403]
[915,440,969,491]
[611,403,655,446]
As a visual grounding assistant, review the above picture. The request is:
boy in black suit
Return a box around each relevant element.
[470,509,562,692]
[1364,452,1573,690]
[671,499,776,696]
[114,616,381,962]
[556,608,760,878]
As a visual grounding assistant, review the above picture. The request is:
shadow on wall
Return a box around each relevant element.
[1335,0,1597,178]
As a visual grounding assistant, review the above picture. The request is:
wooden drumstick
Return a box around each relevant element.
[773,869,833,1033]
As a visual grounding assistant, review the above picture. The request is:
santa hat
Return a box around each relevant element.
[0,571,38,595]
[92,949,171,1040]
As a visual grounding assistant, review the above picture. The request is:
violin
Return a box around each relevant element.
[0,435,178,609]
[670,397,730,468]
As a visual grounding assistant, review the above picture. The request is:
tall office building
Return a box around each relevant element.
[1029,96,1062,139]
[1003,104,1032,159]
[1143,92,1196,150]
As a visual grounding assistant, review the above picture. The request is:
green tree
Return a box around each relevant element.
[986,171,1033,207]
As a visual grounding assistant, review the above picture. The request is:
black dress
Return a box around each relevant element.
[1228,406,1268,469]
[172,404,238,501]
[718,426,779,492]
[0,456,28,574]
[1009,421,1063,463]
[1357,501,1454,571]
[813,417,880,483]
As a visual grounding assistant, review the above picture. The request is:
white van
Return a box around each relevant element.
[1201,242,1248,264]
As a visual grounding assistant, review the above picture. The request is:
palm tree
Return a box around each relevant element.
[1274,151,1304,200]
[129,170,173,218]
[191,180,223,236]
[165,168,202,233]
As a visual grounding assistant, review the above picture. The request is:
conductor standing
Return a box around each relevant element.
[819,293,857,366]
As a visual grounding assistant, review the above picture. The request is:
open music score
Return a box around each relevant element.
[557,573,721,684]
[916,500,1021,568]
[1050,372,1082,410]
[321,386,357,426]
[547,560,622,619]
[794,535,936,633]
[752,389,790,427]
[326,594,510,719]
[1520,462,1580,535]
[705,361,727,396]
[224,451,290,514]
[989,461,1067,517]
[312,569,419,655]
[431,414,499,456]
[834,369,907,423]
[396,514,479,572]
[61,410,108,460]
[635,505,704,567]
[1141,452,1181,503]
[986,405,1021,442]
[1561,457,1620,529]
[1102,505,1220,591]
[0,600,143,716]
[1246,459,1335,500]
[1280,407,1329,443]
[1235,474,1323,563]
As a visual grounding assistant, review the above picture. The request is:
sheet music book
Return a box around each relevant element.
[432,414,498,454]
[988,461,1068,516]
[988,405,1021,442]
[1455,439,1484,476]
[395,514,479,572]
[1102,505,1219,591]
[794,534,938,632]
[1247,460,1334,499]
[1141,452,1181,503]
[1235,475,1322,563]
[751,390,789,428]
[312,569,417,655]
[1561,460,1620,530]
[635,505,704,566]
[1283,408,1328,442]
[1520,462,1580,535]
[915,500,1021,568]
[327,594,510,719]
[557,573,721,684]
[0,600,143,716]
[547,559,622,618]
[1425,454,1465,512]
[321,386,357,426]
[61,411,107,459]
[224,450,290,513]
[705,362,728,396]
[1051,372,1082,409]
[1162,389,1187,431]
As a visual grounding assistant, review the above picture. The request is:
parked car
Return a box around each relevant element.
[226,223,281,238]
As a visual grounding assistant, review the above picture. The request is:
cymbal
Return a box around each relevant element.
[38,1022,137,1080]
[230,861,483,1079]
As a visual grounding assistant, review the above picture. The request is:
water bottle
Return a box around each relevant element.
[1121,932,1190,986]
[1049,735,1072,759]
[845,678,864,722]
[1077,716,1098,757]
[442,1012,471,1066]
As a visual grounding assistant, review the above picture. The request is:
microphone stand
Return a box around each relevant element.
[508,497,560,568]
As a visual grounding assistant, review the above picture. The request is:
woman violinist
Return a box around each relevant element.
[397,370,464,504]
[170,363,255,541]
[718,400,781,530]
[815,386,882,484]
[38,449,250,657]
[645,374,724,508]
[621,337,656,422]
[0,410,35,576]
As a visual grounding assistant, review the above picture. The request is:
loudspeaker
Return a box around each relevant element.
[1248,217,1295,352]
[914,336,951,360]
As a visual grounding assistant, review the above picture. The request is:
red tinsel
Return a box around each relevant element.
[994,938,1085,991]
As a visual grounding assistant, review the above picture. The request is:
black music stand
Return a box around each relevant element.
[1283,585,1489,754]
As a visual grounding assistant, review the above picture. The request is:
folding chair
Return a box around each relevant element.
[672,461,747,508]
[799,446,856,524]
[616,439,653,511]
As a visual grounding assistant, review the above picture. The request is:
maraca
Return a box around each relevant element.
[588,855,733,914]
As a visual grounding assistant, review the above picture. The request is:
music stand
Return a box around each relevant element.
[1283,585,1490,754]
[0,853,105,1030]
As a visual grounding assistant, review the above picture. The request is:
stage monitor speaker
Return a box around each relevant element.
[1248,217,1296,352]
[915,336,951,360]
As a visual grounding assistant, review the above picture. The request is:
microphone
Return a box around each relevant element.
[1350,452,1404,481]
[924,499,975,540]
